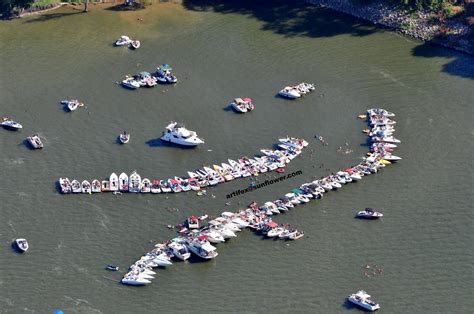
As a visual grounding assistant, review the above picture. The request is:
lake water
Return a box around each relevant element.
[0,1,473,313]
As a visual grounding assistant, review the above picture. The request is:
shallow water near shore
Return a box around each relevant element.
[0,1,473,313]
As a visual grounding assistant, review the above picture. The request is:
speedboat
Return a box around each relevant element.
[71,180,81,193]
[119,131,130,144]
[137,71,157,87]
[159,179,172,193]
[169,179,183,193]
[175,177,191,191]
[115,35,132,46]
[155,64,178,84]
[230,97,254,113]
[278,87,301,99]
[105,265,119,271]
[288,230,304,240]
[109,173,119,191]
[121,77,140,89]
[119,172,129,192]
[15,238,29,253]
[130,40,140,49]
[267,227,285,238]
[167,238,191,261]
[61,99,82,112]
[278,136,308,149]
[101,180,110,192]
[187,177,201,191]
[201,229,226,243]
[160,122,204,147]
[140,178,151,193]
[1,118,23,130]
[91,179,101,193]
[187,216,200,229]
[26,134,43,149]
[185,235,218,259]
[59,178,71,194]
[348,290,380,311]
[356,208,383,219]
[150,180,161,193]
[81,180,92,194]
[121,276,151,286]
[128,171,141,193]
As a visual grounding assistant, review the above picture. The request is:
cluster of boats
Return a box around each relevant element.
[121,64,177,89]
[120,109,399,286]
[230,97,254,113]
[58,137,307,194]
[278,82,315,99]
[61,99,84,112]
[122,206,305,286]
[114,35,140,49]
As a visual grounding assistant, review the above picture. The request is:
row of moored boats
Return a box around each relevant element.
[59,137,308,194]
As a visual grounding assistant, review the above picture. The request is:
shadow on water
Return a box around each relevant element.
[182,0,377,38]
[23,10,83,24]
[341,299,358,310]
[412,42,474,80]
[145,138,197,149]
[222,105,234,112]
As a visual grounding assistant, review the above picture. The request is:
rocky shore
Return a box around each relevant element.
[306,0,473,55]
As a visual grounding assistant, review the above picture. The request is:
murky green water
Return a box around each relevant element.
[0,1,473,313]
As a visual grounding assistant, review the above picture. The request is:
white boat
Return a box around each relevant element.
[121,277,151,286]
[201,229,226,243]
[81,180,92,194]
[128,171,141,193]
[1,118,23,130]
[101,180,110,192]
[59,178,71,194]
[230,97,254,113]
[159,179,172,193]
[118,172,128,192]
[121,77,141,89]
[140,178,151,193]
[15,238,29,253]
[25,134,43,149]
[267,227,285,238]
[185,235,218,259]
[119,132,130,144]
[71,180,81,193]
[278,87,301,99]
[130,40,140,49]
[278,136,309,149]
[160,122,204,146]
[367,108,395,117]
[62,99,82,112]
[109,173,119,191]
[155,64,178,84]
[150,180,161,193]
[221,212,249,228]
[91,179,101,193]
[167,238,190,261]
[356,208,383,219]
[288,230,304,240]
[348,290,380,311]
[187,216,200,229]
[115,35,132,46]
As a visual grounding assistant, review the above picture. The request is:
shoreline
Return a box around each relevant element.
[306,0,473,55]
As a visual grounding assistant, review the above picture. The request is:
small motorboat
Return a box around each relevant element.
[61,99,83,112]
[121,77,141,89]
[128,171,141,193]
[115,35,132,46]
[278,87,301,99]
[119,131,130,144]
[230,98,254,113]
[356,208,383,219]
[91,179,101,193]
[15,238,29,253]
[59,178,71,194]
[140,178,151,193]
[105,265,119,271]
[81,180,92,194]
[156,64,178,84]
[71,180,81,193]
[109,172,119,191]
[288,230,304,240]
[348,290,380,311]
[187,216,200,229]
[130,40,140,49]
[1,117,23,130]
[26,134,43,149]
